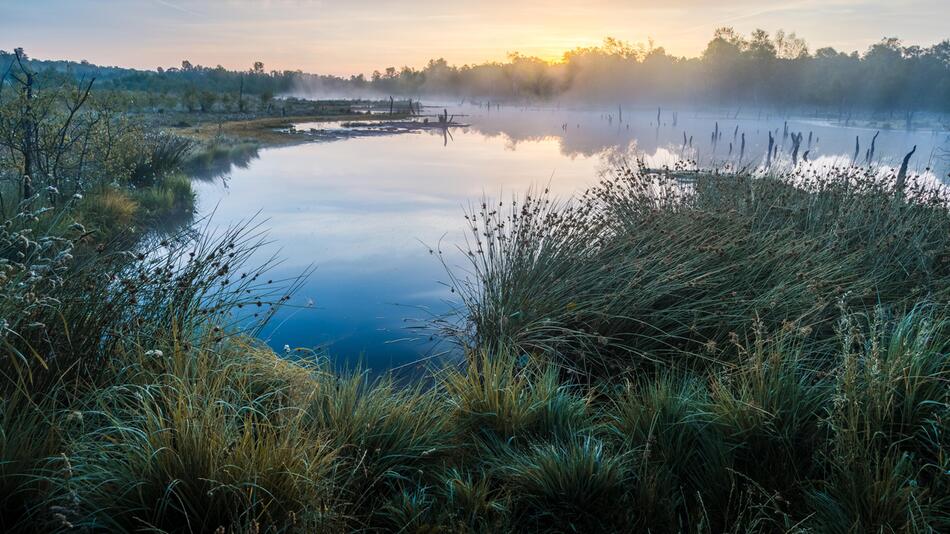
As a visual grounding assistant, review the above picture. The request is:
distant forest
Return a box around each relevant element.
[4,28,949,113]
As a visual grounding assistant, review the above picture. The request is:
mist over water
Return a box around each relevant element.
[193,104,950,371]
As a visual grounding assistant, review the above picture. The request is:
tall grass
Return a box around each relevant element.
[0,377,62,531]
[809,305,950,532]
[129,132,195,188]
[2,163,949,531]
[54,338,340,532]
[3,301,947,532]
[446,162,950,377]
[134,174,195,220]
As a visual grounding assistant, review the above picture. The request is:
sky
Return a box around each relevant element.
[4,0,948,76]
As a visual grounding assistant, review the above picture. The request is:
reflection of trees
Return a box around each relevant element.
[184,142,261,181]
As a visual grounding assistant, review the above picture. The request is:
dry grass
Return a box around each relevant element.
[173,113,411,146]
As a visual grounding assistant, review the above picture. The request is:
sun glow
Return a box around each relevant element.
[4,1,948,75]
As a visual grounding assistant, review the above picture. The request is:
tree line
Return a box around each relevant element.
[4,27,949,113]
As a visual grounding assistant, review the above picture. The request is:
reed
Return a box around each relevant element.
[445,161,950,378]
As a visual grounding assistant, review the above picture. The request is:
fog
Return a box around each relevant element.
[288,30,950,118]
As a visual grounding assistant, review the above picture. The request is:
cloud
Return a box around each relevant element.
[150,0,203,16]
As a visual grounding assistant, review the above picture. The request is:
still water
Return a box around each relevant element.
[193,105,950,371]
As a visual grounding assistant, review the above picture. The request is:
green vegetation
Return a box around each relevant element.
[2,42,950,534]
[6,28,949,114]
[447,164,950,377]
[2,157,949,531]
[0,50,196,239]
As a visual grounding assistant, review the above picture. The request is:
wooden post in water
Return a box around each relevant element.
[896,145,917,194]
[867,131,880,164]
[791,132,802,166]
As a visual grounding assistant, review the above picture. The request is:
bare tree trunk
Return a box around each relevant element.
[866,131,879,164]
[22,70,34,199]
[739,132,746,165]
[895,145,917,194]
[791,132,802,166]
[238,75,245,113]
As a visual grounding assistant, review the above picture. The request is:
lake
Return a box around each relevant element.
[193,104,950,371]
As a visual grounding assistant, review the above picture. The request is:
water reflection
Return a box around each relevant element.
[460,106,949,176]
[192,106,950,371]
[184,142,262,181]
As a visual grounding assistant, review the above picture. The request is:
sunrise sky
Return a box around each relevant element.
[5,0,948,75]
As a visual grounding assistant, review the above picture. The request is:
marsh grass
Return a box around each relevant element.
[0,377,62,531]
[3,302,947,532]
[442,350,592,445]
[808,305,950,532]
[2,161,950,531]
[53,339,340,532]
[77,187,139,232]
[133,174,195,219]
[446,161,950,378]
